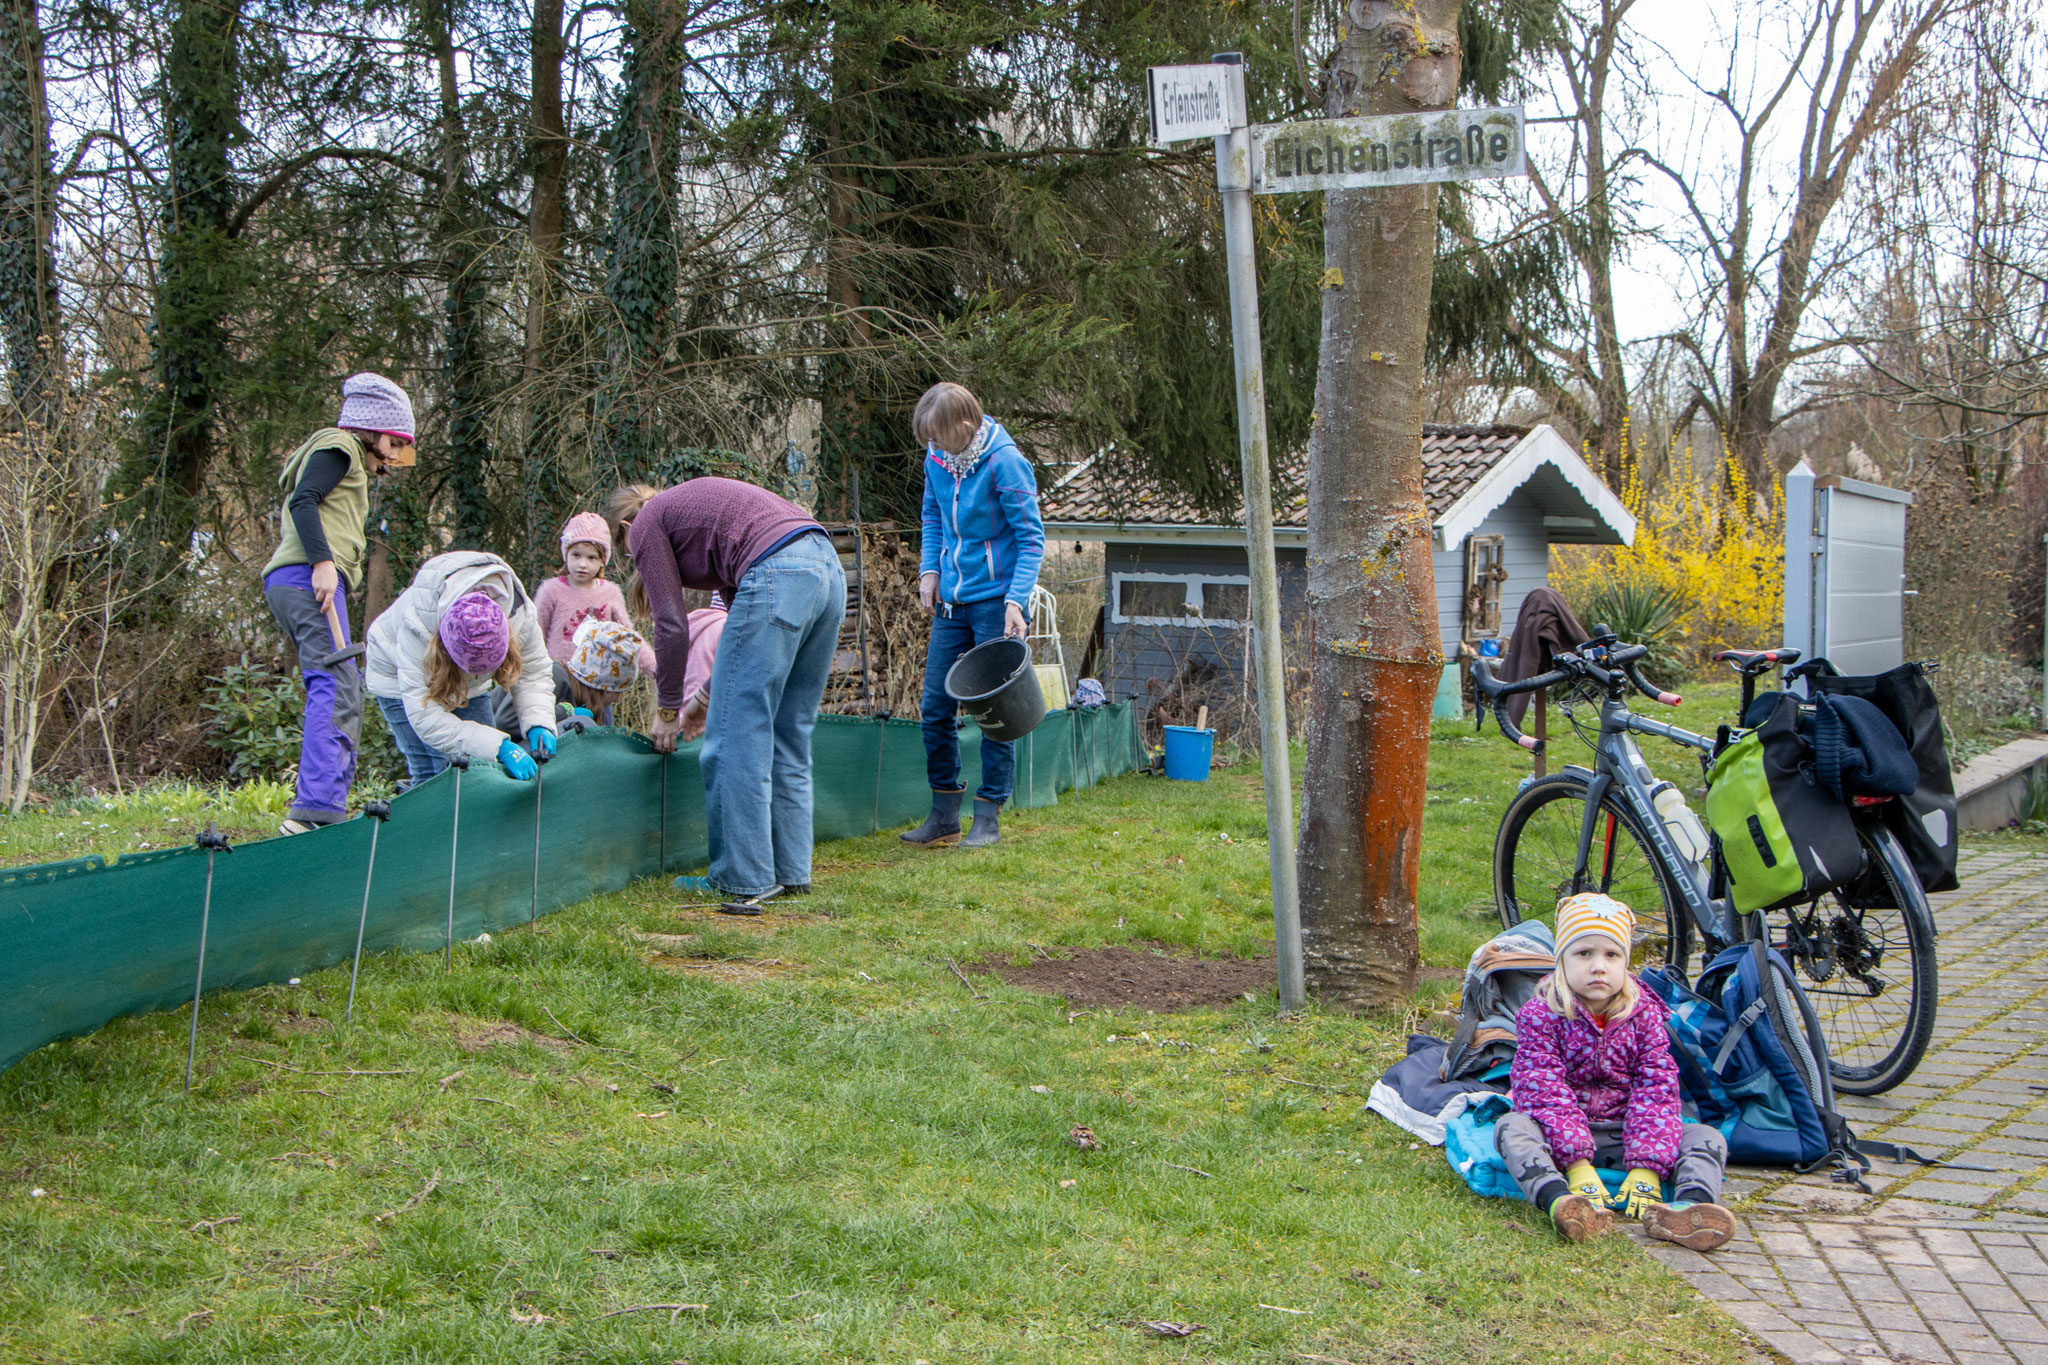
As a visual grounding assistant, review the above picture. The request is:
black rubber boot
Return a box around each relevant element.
[900,789,965,846]
[960,798,1002,849]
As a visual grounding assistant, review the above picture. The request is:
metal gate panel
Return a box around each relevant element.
[1783,462,1913,676]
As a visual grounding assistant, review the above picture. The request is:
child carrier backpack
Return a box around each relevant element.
[1642,943,1950,1185]
[1792,659,1959,894]
[1367,922,1555,1145]
[1438,920,1556,1084]
[1704,693,1866,912]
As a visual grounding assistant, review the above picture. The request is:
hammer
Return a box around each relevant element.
[312,598,366,671]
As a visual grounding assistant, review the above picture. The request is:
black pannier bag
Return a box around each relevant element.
[1791,659,1958,894]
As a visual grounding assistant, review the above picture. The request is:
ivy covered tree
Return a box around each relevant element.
[0,0,63,429]
[598,0,687,486]
[121,0,245,555]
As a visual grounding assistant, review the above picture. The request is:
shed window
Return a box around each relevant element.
[1111,572,1252,627]
[1200,583,1249,621]
[1464,533,1507,639]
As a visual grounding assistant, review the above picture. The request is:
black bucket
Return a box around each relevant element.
[944,637,1047,742]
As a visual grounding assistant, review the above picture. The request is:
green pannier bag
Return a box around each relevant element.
[1704,693,1866,912]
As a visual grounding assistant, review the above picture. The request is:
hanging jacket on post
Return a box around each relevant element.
[1497,587,1588,727]
[365,551,556,762]
[919,421,1045,608]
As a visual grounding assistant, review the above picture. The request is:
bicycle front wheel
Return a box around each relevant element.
[1775,821,1938,1096]
[1494,774,1686,970]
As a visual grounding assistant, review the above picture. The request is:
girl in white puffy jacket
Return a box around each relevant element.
[365,551,557,786]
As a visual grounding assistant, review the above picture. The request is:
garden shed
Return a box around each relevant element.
[1040,423,1636,717]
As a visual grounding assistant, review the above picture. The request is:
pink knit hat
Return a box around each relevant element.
[560,511,611,564]
[439,592,509,675]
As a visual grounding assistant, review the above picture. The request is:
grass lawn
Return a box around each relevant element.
[0,686,1809,1363]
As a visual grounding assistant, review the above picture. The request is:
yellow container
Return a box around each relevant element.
[1033,664,1069,711]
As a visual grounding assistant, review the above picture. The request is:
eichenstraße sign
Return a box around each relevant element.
[1250,105,1525,194]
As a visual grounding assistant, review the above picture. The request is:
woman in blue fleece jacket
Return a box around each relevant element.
[900,382,1045,850]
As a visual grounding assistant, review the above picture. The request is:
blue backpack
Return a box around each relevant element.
[1642,942,1951,1182]
[1642,943,1840,1167]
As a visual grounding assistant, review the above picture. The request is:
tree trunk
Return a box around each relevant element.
[125,0,242,552]
[0,0,64,431]
[521,0,568,576]
[425,0,493,549]
[599,0,685,486]
[1297,0,1461,1012]
[1576,0,1632,484]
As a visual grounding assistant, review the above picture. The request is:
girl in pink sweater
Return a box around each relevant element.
[534,512,632,664]
[1495,892,1734,1250]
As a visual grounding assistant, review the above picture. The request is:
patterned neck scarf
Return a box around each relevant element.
[933,416,996,480]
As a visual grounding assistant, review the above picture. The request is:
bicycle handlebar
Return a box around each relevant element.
[1624,661,1682,708]
[1470,658,1562,753]
[1470,642,1678,754]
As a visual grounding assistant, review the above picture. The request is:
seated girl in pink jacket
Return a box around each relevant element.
[1494,892,1734,1250]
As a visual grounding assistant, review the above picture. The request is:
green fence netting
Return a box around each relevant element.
[1,703,1145,1075]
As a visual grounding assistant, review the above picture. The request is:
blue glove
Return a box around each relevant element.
[571,707,594,719]
[527,726,556,760]
[497,738,538,780]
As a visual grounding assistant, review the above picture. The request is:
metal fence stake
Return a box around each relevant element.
[185,823,232,1096]
[445,755,468,971]
[530,749,550,926]
[872,710,891,833]
[346,802,391,1025]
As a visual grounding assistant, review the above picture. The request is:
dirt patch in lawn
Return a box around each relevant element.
[453,1020,574,1054]
[978,941,1276,1012]
[647,954,801,984]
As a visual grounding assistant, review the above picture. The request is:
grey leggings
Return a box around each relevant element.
[1494,1109,1728,1204]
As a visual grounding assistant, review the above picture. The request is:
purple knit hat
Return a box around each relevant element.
[560,511,612,564]
[336,372,415,440]
[439,592,509,675]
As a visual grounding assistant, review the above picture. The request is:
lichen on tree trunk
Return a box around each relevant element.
[1298,0,1462,1013]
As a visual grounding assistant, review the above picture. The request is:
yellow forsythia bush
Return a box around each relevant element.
[1554,433,1784,673]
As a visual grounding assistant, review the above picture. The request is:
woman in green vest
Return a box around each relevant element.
[263,373,416,834]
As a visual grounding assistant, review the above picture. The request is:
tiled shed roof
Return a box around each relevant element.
[1041,424,1529,528]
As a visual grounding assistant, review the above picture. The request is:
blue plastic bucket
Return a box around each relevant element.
[1161,725,1215,781]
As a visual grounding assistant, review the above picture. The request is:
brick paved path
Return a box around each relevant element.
[1639,849,2048,1364]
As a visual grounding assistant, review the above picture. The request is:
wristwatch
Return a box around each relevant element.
[657,707,679,723]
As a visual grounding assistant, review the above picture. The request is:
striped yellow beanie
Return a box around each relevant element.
[1554,892,1636,955]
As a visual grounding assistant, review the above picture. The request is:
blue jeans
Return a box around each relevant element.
[920,596,1014,804]
[700,532,845,897]
[376,693,496,788]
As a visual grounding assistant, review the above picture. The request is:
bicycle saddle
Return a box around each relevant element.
[1714,647,1801,674]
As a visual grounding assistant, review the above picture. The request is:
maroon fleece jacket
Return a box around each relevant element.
[626,478,821,708]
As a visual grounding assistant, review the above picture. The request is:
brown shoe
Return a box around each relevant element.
[1549,1193,1615,1243]
[1643,1201,1735,1252]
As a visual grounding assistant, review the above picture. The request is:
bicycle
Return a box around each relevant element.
[1470,628,1938,1096]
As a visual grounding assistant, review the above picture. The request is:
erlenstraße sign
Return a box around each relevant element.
[1148,63,1243,145]
[1250,105,1525,194]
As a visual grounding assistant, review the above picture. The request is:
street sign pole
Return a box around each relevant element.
[1209,54,1304,1015]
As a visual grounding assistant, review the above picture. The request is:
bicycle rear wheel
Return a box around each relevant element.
[1494,774,1686,970]
[1773,821,1938,1096]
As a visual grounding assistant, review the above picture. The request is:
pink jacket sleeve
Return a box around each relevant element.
[1620,992,1684,1176]
[532,578,560,649]
[602,581,632,627]
[1509,995,1595,1169]
[682,608,726,704]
